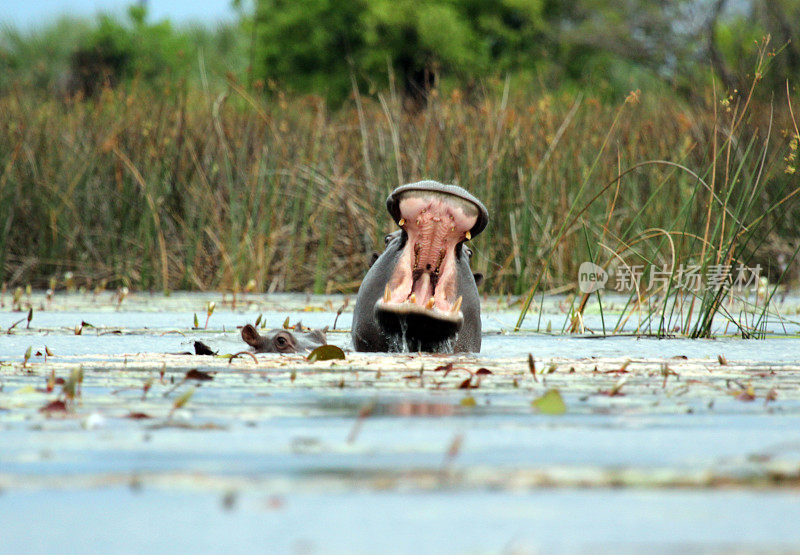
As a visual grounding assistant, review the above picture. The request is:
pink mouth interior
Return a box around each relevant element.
[382,191,479,315]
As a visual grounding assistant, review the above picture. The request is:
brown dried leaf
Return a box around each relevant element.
[186,369,214,381]
[458,377,475,389]
[39,400,68,414]
[126,412,152,419]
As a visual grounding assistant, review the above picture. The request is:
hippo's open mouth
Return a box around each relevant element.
[375,188,480,337]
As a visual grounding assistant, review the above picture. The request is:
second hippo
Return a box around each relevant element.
[241,324,327,353]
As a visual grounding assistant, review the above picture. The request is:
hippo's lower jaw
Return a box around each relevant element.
[374,299,463,351]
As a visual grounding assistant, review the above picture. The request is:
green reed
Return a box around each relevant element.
[0,70,797,334]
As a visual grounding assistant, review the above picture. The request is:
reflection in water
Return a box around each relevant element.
[387,401,455,417]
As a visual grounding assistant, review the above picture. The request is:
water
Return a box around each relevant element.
[2,291,800,550]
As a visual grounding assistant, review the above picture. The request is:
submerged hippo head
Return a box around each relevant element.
[352,180,488,353]
[241,324,327,353]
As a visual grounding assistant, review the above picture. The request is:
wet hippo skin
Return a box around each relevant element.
[241,324,327,353]
[352,181,489,353]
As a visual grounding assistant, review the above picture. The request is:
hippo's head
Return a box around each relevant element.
[241,324,327,353]
[352,181,488,353]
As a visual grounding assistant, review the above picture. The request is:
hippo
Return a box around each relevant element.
[241,324,327,353]
[352,180,488,353]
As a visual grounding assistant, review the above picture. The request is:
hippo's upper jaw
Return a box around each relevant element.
[352,181,488,353]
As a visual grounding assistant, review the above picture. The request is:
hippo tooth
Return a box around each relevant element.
[465,231,471,240]
[409,293,417,304]
[425,297,435,309]
[383,284,391,303]
[399,218,405,227]
[452,296,463,313]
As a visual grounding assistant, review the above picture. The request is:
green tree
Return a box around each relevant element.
[252,0,547,105]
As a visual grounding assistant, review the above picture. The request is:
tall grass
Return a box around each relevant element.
[1,66,798,323]
[514,43,800,337]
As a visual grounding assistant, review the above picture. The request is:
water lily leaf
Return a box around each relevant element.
[307,345,345,362]
[460,396,477,407]
[532,389,566,415]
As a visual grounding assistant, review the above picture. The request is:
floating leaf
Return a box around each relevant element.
[433,362,453,373]
[734,383,756,401]
[39,400,68,414]
[193,313,199,328]
[173,387,196,410]
[718,354,727,365]
[460,396,476,407]
[185,369,214,381]
[765,389,778,403]
[126,411,152,419]
[13,385,37,395]
[193,341,215,356]
[254,314,262,327]
[600,376,628,397]
[532,389,567,415]
[458,377,475,389]
[307,345,346,362]
[475,368,493,375]
[282,316,290,329]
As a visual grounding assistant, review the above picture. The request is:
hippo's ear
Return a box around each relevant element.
[308,328,327,345]
[241,324,262,348]
[473,273,484,287]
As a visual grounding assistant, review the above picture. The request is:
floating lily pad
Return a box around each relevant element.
[307,345,346,362]
[532,389,566,415]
